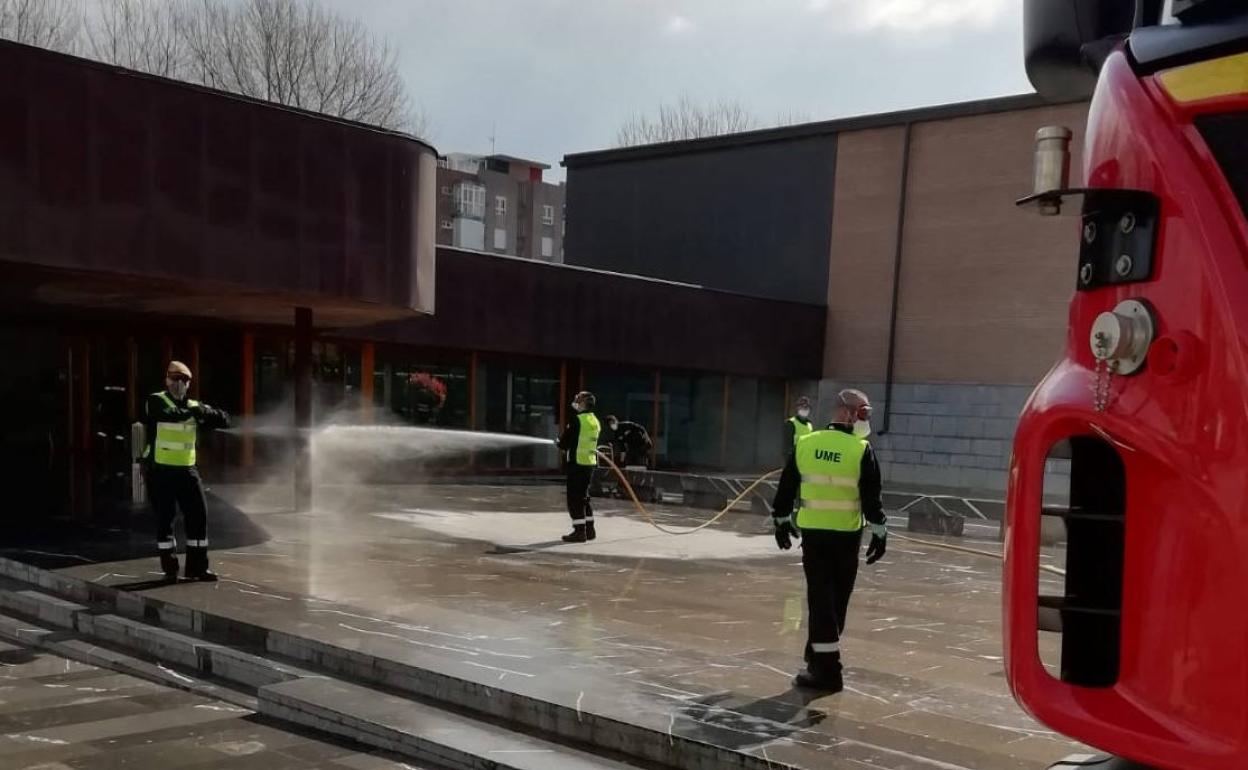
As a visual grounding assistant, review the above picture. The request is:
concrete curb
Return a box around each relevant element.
[261,677,636,770]
[0,609,257,711]
[0,607,631,770]
[0,557,800,770]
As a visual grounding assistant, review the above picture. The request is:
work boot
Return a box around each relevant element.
[184,547,217,582]
[562,525,588,543]
[585,520,597,541]
[159,553,180,582]
[793,666,843,694]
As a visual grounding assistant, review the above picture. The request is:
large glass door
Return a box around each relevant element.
[89,336,133,517]
[0,326,72,528]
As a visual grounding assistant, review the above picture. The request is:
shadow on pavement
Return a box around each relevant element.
[0,491,270,571]
[674,687,828,750]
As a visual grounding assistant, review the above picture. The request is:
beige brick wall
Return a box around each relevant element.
[824,126,908,383]
[824,102,1089,386]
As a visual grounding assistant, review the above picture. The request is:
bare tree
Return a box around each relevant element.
[169,0,417,132]
[775,109,812,127]
[615,95,815,147]
[86,0,182,77]
[0,0,79,51]
[615,95,765,147]
[79,0,425,135]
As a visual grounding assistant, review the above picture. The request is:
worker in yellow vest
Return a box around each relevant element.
[142,361,230,582]
[770,388,887,692]
[782,395,815,456]
[556,391,601,543]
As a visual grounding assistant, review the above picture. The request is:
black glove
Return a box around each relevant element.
[773,515,801,551]
[865,523,887,565]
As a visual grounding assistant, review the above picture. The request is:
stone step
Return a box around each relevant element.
[262,676,637,770]
[0,582,321,690]
[0,612,256,710]
[0,559,799,770]
[0,605,640,770]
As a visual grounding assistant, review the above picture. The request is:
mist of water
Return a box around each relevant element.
[312,424,553,461]
[222,394,554,460]
[216,395,561,511]
[223,422,552,454]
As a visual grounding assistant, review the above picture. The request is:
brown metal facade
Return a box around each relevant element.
[0,40,437,325]
[358,248,826,380]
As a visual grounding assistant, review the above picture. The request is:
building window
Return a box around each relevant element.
[447,155,481,174]
[377,354,470,429]
[475,357,562,470]
[494,228,507,250]
[541,236,553,258]
[440,219,452,230]
[541,205,554,225]
[495,196,508,216]
[454,183,485,219]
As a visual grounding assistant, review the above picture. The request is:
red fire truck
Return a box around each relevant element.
[1007,2,1248,769]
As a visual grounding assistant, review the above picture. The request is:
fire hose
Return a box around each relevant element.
[594,449,1066,577]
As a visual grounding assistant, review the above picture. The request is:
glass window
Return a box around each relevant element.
[454,183,485,219]
[584,364,655,462]
[494,227,507,250]
[755,378,787,467]
[540,236,553,258]
[477,356,561,469]
[723,376,787,471]
[658,372,725,469]
[495,195,508,215]
[253,335,290,415]
[376,350,469,428]
[541,204,555,224]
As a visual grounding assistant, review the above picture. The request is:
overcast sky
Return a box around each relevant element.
[323,0,1032,179]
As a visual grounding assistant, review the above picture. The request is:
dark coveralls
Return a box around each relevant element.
[143,391,229,578]
[557,414,598,535]
[611,420,653,467]
[771,423,885,679]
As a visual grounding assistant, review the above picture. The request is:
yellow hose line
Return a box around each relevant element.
[894,532,1066,577]
[595,450,1066,576]
[595,451,780,536]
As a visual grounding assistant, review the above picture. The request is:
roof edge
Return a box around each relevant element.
[1,38,438,156]
[436,246,829,308]
[563,92,1087,168]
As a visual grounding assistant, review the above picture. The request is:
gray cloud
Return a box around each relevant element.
[323,1,1031,177]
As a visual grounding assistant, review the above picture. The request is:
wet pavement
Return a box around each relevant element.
[11,482,1084,769]
[0,639,431,769]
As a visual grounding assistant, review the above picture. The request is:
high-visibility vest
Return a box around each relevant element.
[789,416,814,447]
[794,429,867,531]
[152,392,199,467]
[576,412,601,466]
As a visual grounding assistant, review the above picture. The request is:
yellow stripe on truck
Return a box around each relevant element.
[1158,51,1248,103]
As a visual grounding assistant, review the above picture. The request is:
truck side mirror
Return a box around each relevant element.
[1024,0,1137,100]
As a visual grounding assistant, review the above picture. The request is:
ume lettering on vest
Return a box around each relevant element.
[815,449,843,462]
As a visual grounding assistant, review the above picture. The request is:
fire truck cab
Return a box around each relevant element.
[1008,2,1248,769]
